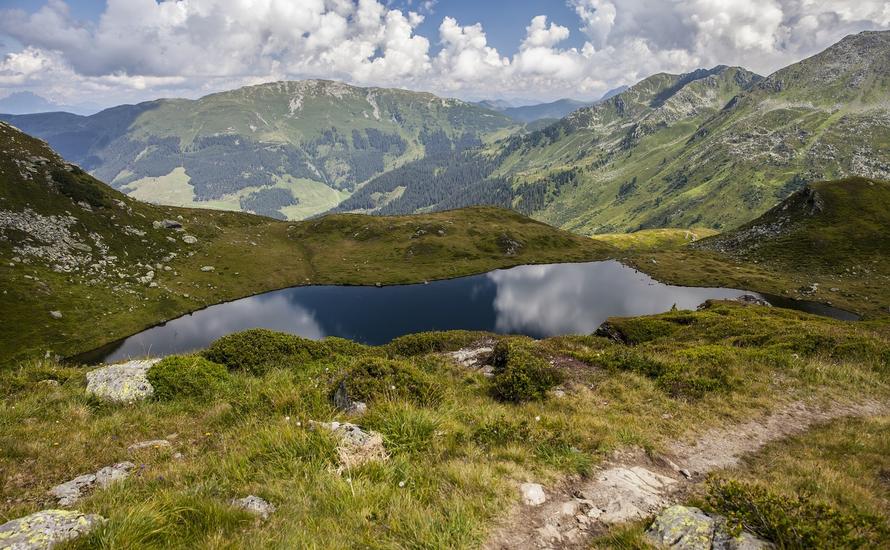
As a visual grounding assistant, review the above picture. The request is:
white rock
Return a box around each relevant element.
[200,266,214,272]
[49,310,62,319]
[182,235,198,244]
[49,462,136,506]
[520,483,547,506]
[127,439,172,452]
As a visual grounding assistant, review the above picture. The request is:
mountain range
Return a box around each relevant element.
[0,91,101,116]
[2,31,888,232]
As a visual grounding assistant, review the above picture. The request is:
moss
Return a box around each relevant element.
[202,329,369,375]
[147,355,230,401]
[490,340,562,403]
[706,478,890,549]
[332,357,442,406]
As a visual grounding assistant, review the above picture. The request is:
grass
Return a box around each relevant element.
[590,228,718,251]
[1,304,888,548]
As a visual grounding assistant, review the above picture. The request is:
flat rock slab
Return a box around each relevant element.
[230,495,276,520]
[49,462,136,506]
[0,509,105,549]
[86,359,159,403]
[581,466,677,524]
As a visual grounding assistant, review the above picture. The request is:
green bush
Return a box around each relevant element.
[332,357,441,406]
[203,329,369,375]
[490,340,562,403]
[147,355,230,401]
[599,347,733,399]
[51,168,111,208]
[707,478,890,549]
[384,331,487,357]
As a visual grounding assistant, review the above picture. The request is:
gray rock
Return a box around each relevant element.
[49,311,62,319]
[581,466,677,524]
[85,359,159,403]
[182,235,198,244]
[520,483,547,506]
[200,266,214,272]
[331,381,367,414]
[49,462,136,506]
[0,509,105,549]
[309,421,387,471]
[647,506,774,550]
[647,505,714,549]
[153,219,182,229]
[230,495,276,520]
[735,294,772,307]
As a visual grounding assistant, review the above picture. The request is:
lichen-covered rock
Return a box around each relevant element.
[230,495,276,520]
[85,359,159,403]
[646,506,774,550]
[646,505,715,549]
[49,462,136,506]
[0,509,105,549]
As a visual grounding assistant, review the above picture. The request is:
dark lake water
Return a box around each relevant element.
[76,260,857,364]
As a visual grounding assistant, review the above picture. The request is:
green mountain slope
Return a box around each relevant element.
[0,81,517,220]
[0,121,607,364]
[339,31,890,235]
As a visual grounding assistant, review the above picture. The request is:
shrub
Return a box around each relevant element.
[203,329,369,375]
[332,357,441,406]
[51,168,111,208]
[384,331,487,357]
[147,355,230,401]
[599,347,733,399]
[707,478,890,549]
[490,340,562,403]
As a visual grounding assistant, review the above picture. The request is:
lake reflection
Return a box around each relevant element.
[77,260,818,364]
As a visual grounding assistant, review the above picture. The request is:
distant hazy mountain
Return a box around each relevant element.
[0,81,516,220]
[0,91,100,116]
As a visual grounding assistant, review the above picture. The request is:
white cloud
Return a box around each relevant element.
[0,0,887,106]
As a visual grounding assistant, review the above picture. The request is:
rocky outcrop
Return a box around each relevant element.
[0,509,105,550]
[85,359,159,403]
[646,505,772,549]
[49,462,136,506]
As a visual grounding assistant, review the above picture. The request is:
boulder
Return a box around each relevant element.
[331,381,368,414]
[581,466,677,524]
[49,462,136,506]
[520,483,547,506]
[0,509,105,549]
[448,346,494,369]
[85,359,159,403]
[230,495,276,520]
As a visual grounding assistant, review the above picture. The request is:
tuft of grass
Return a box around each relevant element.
[332,357,442,407]
[490,340,563,403]
[147,355,230,401]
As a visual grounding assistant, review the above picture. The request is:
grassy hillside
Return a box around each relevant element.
[0,81,518,220]
[1,303,887,548]
[0,122,609,365]
[624,177,890,318]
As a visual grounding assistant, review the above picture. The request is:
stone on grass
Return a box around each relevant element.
[734,295,772,308]
[0,509,105,550]
[310,421,387,472]
[331,381,368,414]
[182,235,198,244]
[127,439,172,452]
[49,462,136,506]
[152,219,182,229]
[520,483,547,506]
[49,311,62,319]
[85,359,159,403]
[230,495,276,520]
[200,266,214,272]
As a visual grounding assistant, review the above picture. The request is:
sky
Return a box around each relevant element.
[0,0,888,110]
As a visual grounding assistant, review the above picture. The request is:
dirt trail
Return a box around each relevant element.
[484,399,887,550]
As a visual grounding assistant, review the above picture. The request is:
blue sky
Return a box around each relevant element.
[0,0,887,108]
